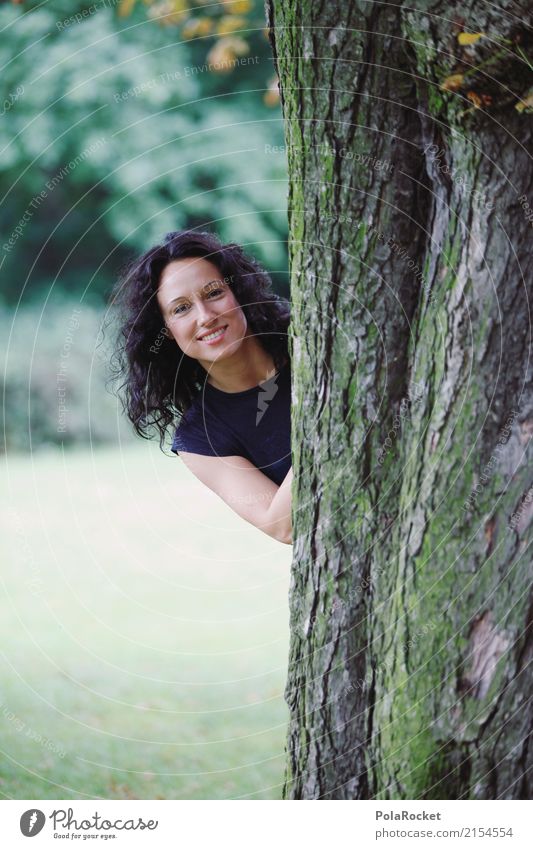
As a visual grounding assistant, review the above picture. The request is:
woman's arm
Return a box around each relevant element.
[177,452,293,544]
[268,466,292,544]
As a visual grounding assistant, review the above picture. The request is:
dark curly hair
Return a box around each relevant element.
[109,230,290,449]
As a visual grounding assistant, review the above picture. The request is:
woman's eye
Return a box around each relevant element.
[172,287,224,315]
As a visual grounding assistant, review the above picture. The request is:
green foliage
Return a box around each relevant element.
[0,0,287,305]
[0,299,131,451]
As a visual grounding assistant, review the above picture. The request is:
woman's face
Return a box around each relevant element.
[157,257,248,366]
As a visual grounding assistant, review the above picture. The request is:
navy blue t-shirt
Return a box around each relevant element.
[171,361,291,485]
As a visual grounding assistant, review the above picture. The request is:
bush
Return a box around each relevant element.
[1,299,136,452]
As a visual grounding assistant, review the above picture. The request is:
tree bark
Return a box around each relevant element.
[266,0,533,799]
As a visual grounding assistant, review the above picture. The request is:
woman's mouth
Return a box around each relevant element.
[197,325,228,345]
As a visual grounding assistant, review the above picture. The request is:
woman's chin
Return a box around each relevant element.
[203,336,244,362]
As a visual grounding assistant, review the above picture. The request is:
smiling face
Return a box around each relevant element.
[156,257,249,368]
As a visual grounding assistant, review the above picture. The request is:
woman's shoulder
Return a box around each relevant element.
[171,390,241,457]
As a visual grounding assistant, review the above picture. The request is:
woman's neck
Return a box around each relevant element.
[202,339,281,393]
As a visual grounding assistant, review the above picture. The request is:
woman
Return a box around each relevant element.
[111,230,293,544]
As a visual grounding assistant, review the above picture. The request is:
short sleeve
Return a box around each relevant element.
[171,403,241,457]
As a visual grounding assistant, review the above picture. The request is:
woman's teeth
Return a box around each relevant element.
[201,326,226,342]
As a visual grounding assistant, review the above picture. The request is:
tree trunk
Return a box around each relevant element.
[266,0,533,799]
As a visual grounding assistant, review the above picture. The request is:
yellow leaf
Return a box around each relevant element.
[119,0,137,16]
[466,90,482,108]
[216,15,247,36]
[207,36,249,71]
[264,75,280,107]
[147,0,188,26]
[458,32,484,45]
[516,90,533,112]
[227,0,252,12]
[182,17,213,39]
[440,73,464,91]
[264,91,279,107]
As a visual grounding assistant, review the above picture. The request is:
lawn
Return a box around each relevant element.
[0,443,292,800]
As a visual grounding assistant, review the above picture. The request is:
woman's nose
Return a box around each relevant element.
[195,299,217,323]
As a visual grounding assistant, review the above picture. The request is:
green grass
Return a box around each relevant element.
[0,443,292,800]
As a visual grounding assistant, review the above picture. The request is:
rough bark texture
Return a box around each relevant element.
[266,0,533,799]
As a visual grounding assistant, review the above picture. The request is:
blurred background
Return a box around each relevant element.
[1,0,292,799]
